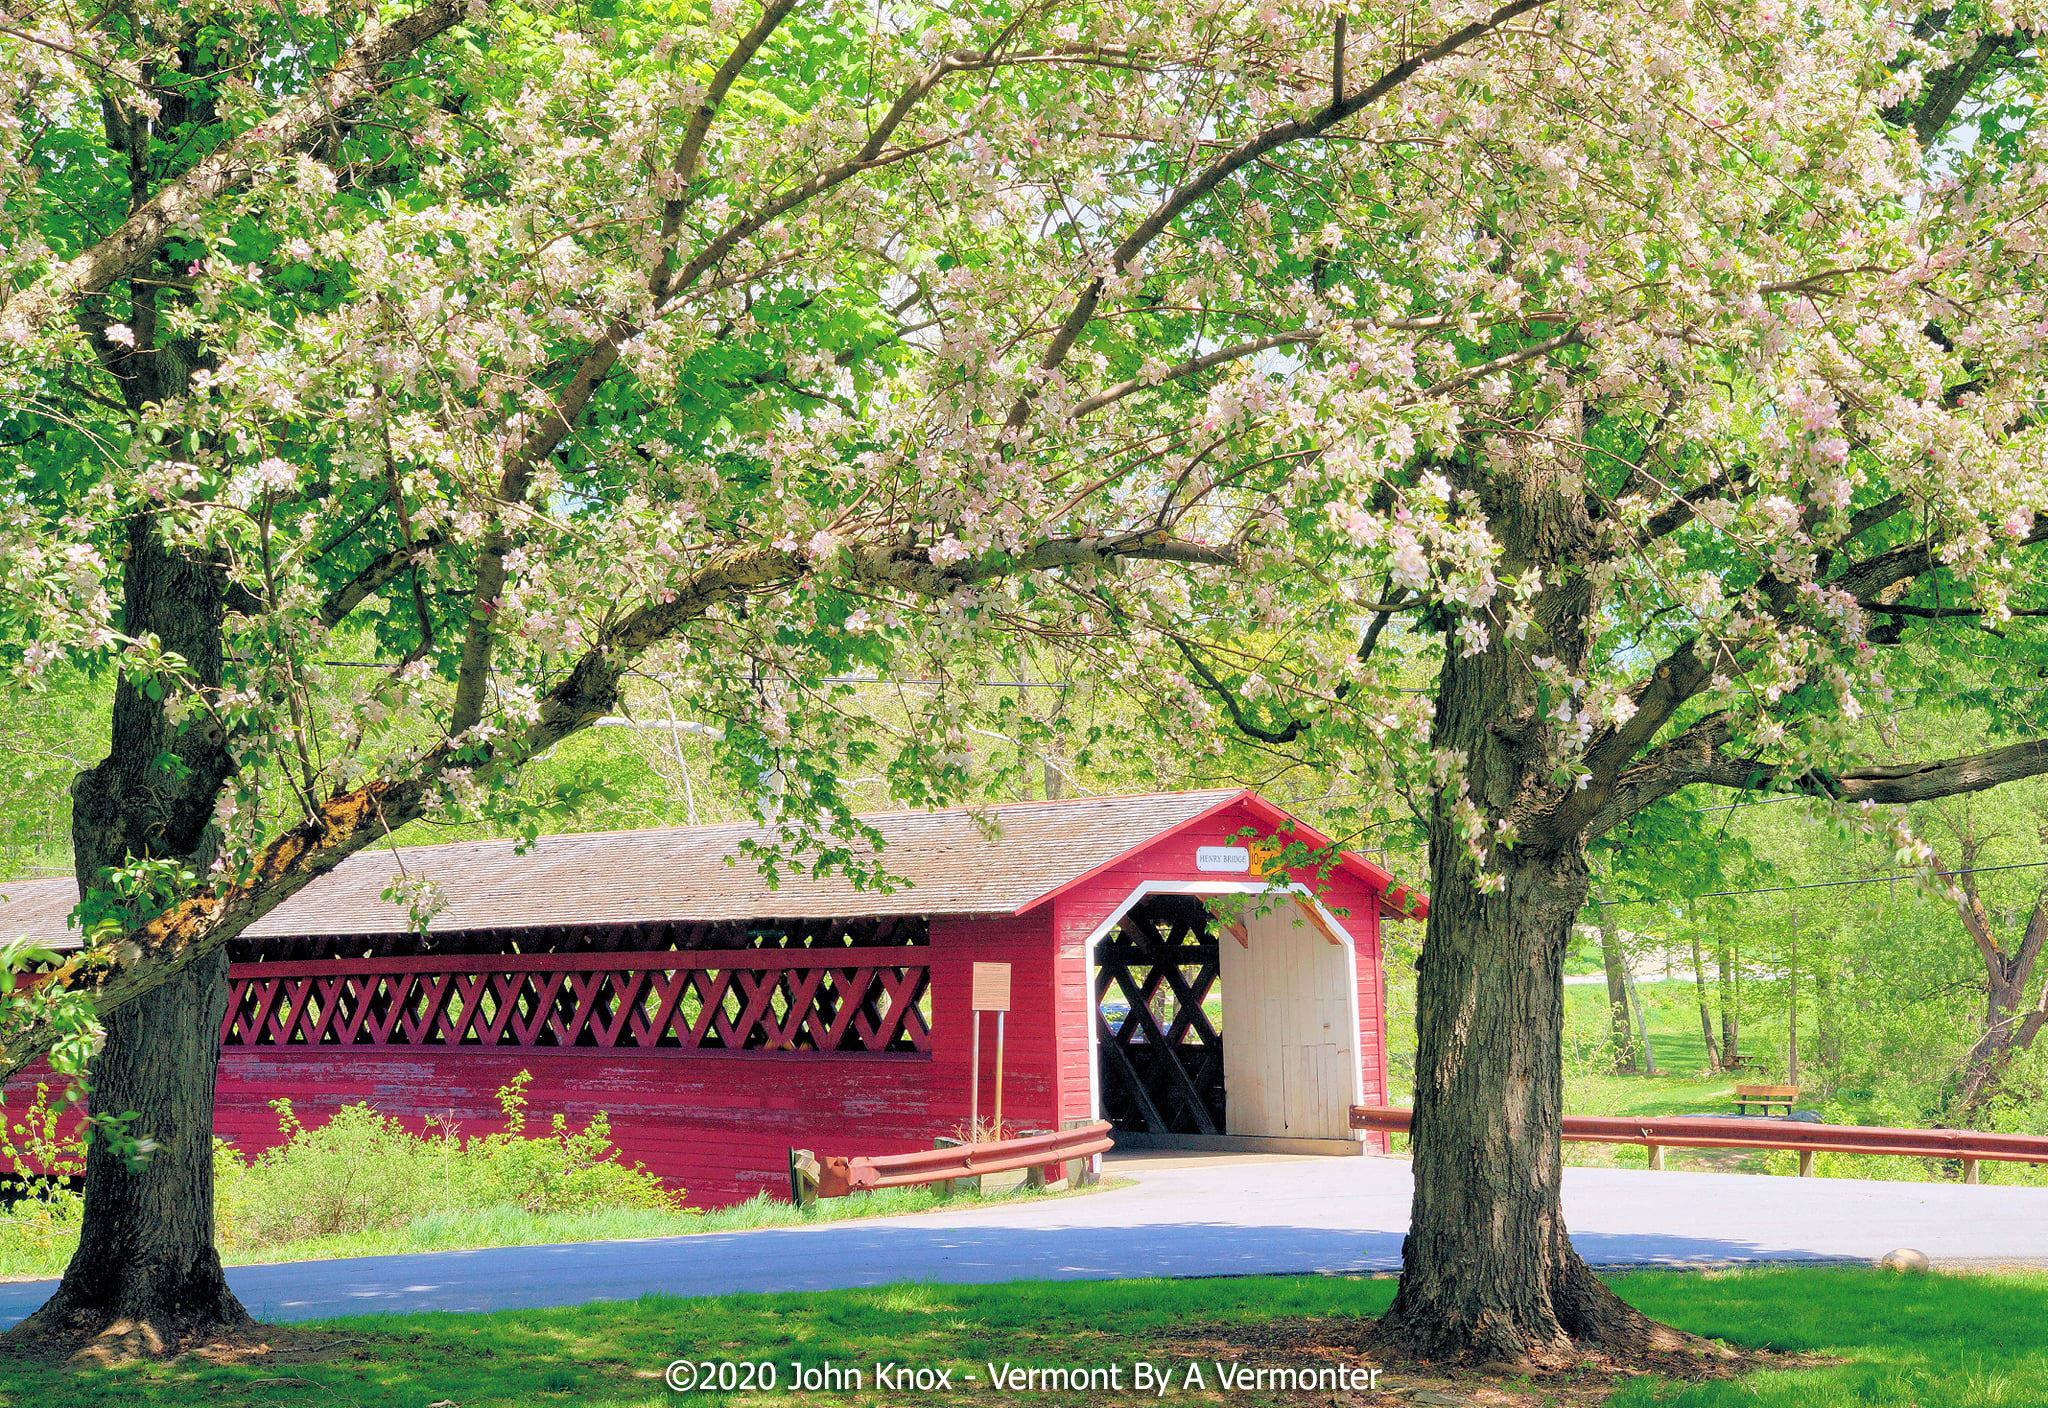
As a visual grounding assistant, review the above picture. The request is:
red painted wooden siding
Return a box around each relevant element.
[1046,798,1394,1151]
[218,949,932,1054]
[3,796,1401,1203]
[3,917,1057,1209]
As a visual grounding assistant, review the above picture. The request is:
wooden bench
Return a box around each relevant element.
[1734,1083,1799,1117]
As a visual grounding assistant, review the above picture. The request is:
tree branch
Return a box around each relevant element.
[1886,29,2023,144]
[1573,711,1735,840]
[1567,517,2047,836]
[318,533,445,629]
[651,0,800,304]
[2016,887,2048,988]
[1072,328,1339,419]
[1639,464,1753,541]
[448,3,964,734]
[1694,736,2048,807]
[0,0,481,339]
[0,523,1235,1078]
[1005,0,1552,431]
[1944,831,2008,973]
[1420,326,1581,400]
[1858,600,2048,621]
[1164,632,1307,745]
[1138,584,1410,749]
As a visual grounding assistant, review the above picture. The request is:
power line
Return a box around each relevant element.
[1691,794,1805,813]
[1592,858,2048,909]
[299,661,1078,688]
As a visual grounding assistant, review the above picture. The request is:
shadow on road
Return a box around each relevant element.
[0,1220,1861,1328]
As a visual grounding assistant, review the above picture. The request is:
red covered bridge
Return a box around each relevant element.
[3,789,1422,1206]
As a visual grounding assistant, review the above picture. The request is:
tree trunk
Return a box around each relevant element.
[1597,907,1638,1073]
[13,951,247,1359]
[1625,969,1658,1076]
[1785,917,1799,1087]
[1949,886,2048,1125]
[1376,841,1664,1364]
[1372,433,1682,1367]
[1717,935,1739,1066]
[1813,957,1836,1074]
[1,75,254,1351]
[5,521,248,1358]
[1955,1027,2009,1125]
[1689,927,1722,1070]
[1953,974,2041,1125]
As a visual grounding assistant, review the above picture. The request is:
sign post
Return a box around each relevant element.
[970,962,1012,1141]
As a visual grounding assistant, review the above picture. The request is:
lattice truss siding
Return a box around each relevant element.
[221,917,932,1055]
[1094,895,1225,1134]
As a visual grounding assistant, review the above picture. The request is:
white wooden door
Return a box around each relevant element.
[1219,902,1359,1139]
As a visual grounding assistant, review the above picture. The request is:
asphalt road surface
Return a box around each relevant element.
[6,1151,2045,1326]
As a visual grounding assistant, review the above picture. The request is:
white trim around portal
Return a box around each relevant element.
[1076,879,1368,1133]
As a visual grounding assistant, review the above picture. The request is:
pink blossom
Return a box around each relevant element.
[927,535,971,566]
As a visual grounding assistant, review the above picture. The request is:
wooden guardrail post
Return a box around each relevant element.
[1964,1157,1980,1184]
[1797,1150,1814,1177]
[934,1136,978,1197]
[1645,1142,1664,1171]
[1062,1116,1101,1188]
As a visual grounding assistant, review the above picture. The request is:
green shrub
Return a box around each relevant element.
[0,1082,85,1273]
[215,1071,684,1249]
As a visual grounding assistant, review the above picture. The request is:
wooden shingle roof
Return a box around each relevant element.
[0,875,80,951]
[243,789,1249,938]
[13,788,1404,948]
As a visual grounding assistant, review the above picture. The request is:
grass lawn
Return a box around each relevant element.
[1389,977,1742,1119]
[1556,982,1768,1175]
[2,1267,2040,1406]
[1387,976,1768,1176]
[0,1179,1112,1284]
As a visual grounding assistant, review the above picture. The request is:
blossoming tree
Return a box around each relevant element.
[2,0,2045,1372]
[1028,0,2048,1365]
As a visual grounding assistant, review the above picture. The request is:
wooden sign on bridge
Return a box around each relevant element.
[971,961,1012,1140]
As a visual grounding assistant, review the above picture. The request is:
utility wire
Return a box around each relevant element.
[1592,858,2048,909]
[302,661,1076,688]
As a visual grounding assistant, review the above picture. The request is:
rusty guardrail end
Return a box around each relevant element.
[817,1153,860,1198]
[821,1121,1113,1198]
[788,1148,822,1208]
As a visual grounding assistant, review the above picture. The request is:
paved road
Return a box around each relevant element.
[7,1151,2046,1326]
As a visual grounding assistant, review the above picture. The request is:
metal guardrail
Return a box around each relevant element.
[1350,1105,2048,1182]
[790,1120,1114,1203]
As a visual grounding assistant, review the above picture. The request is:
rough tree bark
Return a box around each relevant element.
[1690,928,1723,1071]
[1786,915,1800,1087]
[2,7,487,1349]
[1717,935,1740,1066]
[5,52,253,1348]
[1372,419,1683,1367]
[1947,854,2048,1124]
[1285,32,2037,1354]
[1378,840,1659,1363]
[9,522,249,1357]
[16,952,242,1359]
[1596,907,1639,1073]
